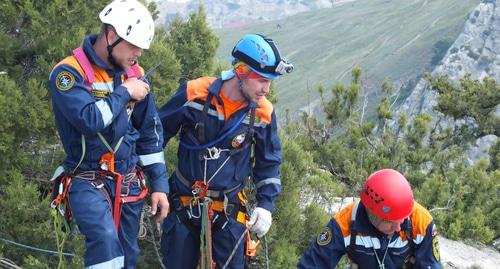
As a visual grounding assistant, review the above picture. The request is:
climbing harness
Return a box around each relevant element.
[171,77,268,268]
[49,46,149,232]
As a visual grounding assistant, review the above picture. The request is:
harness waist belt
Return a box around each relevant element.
[178,196,246,224]
[175,169,242,198]
[74,170,138,182]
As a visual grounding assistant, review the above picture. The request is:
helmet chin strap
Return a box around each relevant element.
[105,25,124,70]
[367,209,384,228]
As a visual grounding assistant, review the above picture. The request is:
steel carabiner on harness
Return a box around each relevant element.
[192,180,209,200]
[204,147,230,160]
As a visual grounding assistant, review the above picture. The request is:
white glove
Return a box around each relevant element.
[248,207,272,238]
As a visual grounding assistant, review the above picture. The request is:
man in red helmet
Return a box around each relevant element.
[298,169,442,269]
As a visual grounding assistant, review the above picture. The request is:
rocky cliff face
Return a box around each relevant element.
[396,0,499,162]
[399,0,500,116]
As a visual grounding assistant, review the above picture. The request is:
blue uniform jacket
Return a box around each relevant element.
[298,201,442,269]
[48,35,168,193]
[158,76,282,211]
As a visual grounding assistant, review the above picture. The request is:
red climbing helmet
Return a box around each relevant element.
[360,169,414,221]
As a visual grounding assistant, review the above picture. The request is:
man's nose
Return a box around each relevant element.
[262,84,271,94]
[392,222,402,232]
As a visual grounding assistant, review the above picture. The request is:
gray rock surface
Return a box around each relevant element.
[395,0,499,162]
[440,236,500,269]
[398,0,500,117]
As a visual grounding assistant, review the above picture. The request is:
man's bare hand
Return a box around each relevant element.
[150,192,169,223]
[123,78,149,101]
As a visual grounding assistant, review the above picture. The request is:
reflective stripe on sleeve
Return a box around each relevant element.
[86,256,124,269]
[95,99,113,127]
[138,152,165,166]
[256,178,281,188]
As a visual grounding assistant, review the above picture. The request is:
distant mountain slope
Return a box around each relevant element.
[398,0,500,118]
[155,0,344,28]
[215,0,479,115]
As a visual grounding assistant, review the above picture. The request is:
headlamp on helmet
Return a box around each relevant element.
[231,34,293,79]
[275,58,294,75]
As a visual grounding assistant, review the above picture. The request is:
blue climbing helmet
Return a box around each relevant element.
[231,34,293,79]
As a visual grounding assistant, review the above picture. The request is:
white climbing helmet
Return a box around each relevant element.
[99,0,155,49]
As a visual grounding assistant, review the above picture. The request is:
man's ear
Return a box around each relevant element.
[106,30,118,44]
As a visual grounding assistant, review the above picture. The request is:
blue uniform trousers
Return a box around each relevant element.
[68,177,143,269]
[161,208,246,269]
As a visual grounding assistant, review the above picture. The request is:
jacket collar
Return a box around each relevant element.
[82,35,126,77]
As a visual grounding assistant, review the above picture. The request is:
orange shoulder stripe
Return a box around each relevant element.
[56,56,112,84]
[186,77,223,115]
[56,56,85,78]
[410,201,433,237]
[186,77,217,102]
[334,202,355,237]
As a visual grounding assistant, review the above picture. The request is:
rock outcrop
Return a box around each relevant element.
[396,0,499,162]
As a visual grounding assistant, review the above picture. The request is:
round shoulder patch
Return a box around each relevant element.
[55,71,75,91]
[433,236,440,261]
[316,227,332,246]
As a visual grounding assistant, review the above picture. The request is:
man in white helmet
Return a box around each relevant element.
[48,1,169,268]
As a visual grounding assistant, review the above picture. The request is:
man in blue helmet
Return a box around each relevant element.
[158,34,293,268]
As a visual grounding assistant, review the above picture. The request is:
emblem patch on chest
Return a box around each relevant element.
[232,132,246,148]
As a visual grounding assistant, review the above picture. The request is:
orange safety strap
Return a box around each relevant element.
[112,173,123,231]
[179,196,246,224]
[52,175,73,220]
[111,170,149,231]
[54,176,71,206]
[245,231,260,257]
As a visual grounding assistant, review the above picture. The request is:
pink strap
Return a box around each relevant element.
[72,47,94,92]
[126,64,142,79]
[73,47,143,91]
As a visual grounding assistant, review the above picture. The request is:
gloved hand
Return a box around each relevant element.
[248,207,272,238]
